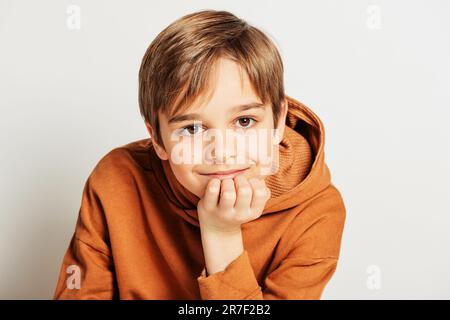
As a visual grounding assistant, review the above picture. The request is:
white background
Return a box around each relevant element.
[1,0,449,299]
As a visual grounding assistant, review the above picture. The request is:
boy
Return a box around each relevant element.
[53,9,346,300]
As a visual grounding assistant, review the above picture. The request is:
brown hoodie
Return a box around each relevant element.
[53,95,346,299]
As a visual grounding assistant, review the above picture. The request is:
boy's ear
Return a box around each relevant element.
[274,97,289,144]
[145,121,169,161]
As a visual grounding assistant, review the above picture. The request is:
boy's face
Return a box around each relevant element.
[146,58,288,198]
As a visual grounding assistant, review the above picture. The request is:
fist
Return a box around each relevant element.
[197,174,271,233]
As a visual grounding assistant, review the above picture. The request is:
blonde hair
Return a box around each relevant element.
[138,9,285,146]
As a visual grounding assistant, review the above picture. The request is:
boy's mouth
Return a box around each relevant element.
[198,167,250,179]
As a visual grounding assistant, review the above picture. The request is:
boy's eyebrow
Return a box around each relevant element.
[168,102,266,124]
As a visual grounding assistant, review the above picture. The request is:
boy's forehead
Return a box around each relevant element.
[161,58,269,123]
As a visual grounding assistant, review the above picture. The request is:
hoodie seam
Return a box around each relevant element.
[75,236,112,258]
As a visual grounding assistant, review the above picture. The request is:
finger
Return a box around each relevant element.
[218,178,236,211]
[248,178,271,215]
[233,174,252,211]
[202,178,221,211]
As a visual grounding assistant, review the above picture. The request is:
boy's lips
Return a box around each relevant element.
[198,167,250,179]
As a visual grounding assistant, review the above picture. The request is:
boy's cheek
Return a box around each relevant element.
[239,164,267,181]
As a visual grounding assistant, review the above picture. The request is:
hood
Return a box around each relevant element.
[147,95,332,226]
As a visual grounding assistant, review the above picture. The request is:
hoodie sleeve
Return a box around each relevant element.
[197,185,346,300]
[53,174,117,300]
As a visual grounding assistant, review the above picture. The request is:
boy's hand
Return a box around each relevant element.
[197,174,271,233]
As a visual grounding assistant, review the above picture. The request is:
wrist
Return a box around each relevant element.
[199,223,242,235]
[200,224,244,275]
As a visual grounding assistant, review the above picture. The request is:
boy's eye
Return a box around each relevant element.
[179,124,204,136]
[236,117,256,129]
[178,117,257,137]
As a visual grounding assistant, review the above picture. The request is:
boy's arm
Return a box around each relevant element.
[53,175,116,299]
[200,226,244,277]
[197,185,346,300]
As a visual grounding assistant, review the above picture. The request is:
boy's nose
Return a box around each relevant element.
[210,149,235,165]
[207,131,237,165]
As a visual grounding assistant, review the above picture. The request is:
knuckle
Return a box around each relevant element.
[255,188,267,198]
[221,190,235,200]
[238,187,252,196]
[207,185,218,193]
